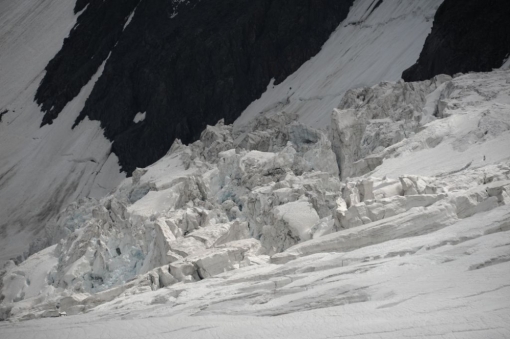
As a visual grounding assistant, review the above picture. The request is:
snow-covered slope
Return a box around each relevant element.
[235,0,443,129]
[1,69,509,337]
[0,0,125,264]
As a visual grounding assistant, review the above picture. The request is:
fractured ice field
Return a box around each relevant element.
[1,69,510,338]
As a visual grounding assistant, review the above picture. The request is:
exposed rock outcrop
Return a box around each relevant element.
[402,0,510,81]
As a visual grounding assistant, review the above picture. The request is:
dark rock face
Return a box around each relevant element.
[36,0,354,174]
[36,0,141,125]
[402,0,510,82]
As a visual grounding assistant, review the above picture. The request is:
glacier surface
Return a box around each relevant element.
[1,0,510,337]
[1,69,510,338]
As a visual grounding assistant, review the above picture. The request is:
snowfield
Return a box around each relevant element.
[1,0,510,338]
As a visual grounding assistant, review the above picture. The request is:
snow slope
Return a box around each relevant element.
[0,0,125,264]
[235,0,443,129]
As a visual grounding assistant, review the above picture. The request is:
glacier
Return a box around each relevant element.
[1,69,510,337]
[1,0,510,337]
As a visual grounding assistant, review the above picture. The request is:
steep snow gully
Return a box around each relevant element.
[1,0,510,338]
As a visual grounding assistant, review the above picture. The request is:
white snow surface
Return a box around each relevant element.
[123,8,136,31]
[0,0,125,264]
[133,112,146,123]
[1,69,510,337]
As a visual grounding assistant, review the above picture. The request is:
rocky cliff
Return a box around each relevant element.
[402,0,510,81]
